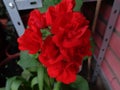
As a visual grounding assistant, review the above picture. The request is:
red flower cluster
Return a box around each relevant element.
[18,0,92,84]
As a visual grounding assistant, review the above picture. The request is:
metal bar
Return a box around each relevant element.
[15,0,42,10]
[3,0,42,36]
[92,0,120,82]
[3,0,25,36]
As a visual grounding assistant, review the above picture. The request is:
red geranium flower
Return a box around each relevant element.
[39,36,81,84]
[39,36,61,67]
[17,25,42,54]
[47,61,79,84]
[28,9,47,29]
[46,0,75,26]
[51,12,92,56]
[56,63,79,84]
[18,0,92,84]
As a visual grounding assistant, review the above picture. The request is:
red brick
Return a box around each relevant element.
[105,48,120,81]
[111,79,120,90]
[101,60,115,82]
[109,33,120,59]
[101,60,120,90]
[115,15,120,33]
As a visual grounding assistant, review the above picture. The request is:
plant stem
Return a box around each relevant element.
[48,76,53,90]
[53,82,61,90]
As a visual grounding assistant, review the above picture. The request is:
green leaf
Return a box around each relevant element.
[11,79,22,90]
[53,82,61,90]
[21,70,32,80]
[39,0,55,13]
[41,28,51,39]
[70,75,89,90]
[37,65,45,90]
[44,72,51,90]
[5,76,31,90]
[31,77,38,88]
[53,0,61,4]
[49,78,54,88]
[74,0,83,11]
[44,70,54,90]
[5,77,16,90]
[5,76,30,90]
[29,53,39,59]
[27,66,38,72]
[18,51,40,70]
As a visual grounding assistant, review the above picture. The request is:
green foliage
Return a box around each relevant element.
[11,79,22,90]
[21,70,32,80]
[5,76,28,90]
[39,0,60,13]
[41,28,51,40]
[18,51,40,71]
[74,0,83,11]
[39,0,83,12]
[44,70,54,90]
[31,77,38,88]
[53,82,61,90]
[53,0,61,4]
[59,75,89,90]
[70,75,89,90]
[5,77,16,90]
[37,65,45,90]
[5,51,55,90]
[5,51,41,90]
[5,51,89,90]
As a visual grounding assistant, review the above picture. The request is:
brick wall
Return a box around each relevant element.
[93,1,120,90]
[82,0,120,89]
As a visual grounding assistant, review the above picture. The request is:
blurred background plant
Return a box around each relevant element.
[0,1,22,88]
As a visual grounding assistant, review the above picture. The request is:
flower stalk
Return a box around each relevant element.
[53,82,61,90]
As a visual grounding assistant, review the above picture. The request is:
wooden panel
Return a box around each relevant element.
[105,48,120,81]
[109,33,120,59]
